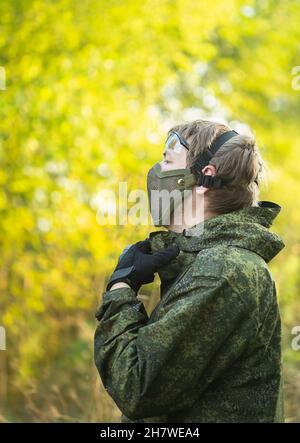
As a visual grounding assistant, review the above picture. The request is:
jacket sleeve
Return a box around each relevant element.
[94,269,256,421]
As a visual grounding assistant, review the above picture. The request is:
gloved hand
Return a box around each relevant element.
[106,239,180,293]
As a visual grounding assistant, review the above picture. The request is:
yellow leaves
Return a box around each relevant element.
[0,188,7,209]
[18,333,45,382]
[2,305,24,327]
[25,297,45,313]
[0,0,300,422]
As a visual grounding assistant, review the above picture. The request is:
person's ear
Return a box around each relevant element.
[195,164,217,195]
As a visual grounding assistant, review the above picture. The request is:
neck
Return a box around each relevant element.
[167,211,217,233]
[167,196,218,233]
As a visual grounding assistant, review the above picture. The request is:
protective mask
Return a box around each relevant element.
[147,129,239,227]
[147,162,196,227]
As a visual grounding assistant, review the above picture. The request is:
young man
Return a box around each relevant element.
[94,120,285,423]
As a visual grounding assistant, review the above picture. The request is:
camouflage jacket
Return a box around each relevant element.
[94,201,285,423]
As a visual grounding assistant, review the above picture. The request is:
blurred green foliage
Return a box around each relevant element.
[0,0,299,422]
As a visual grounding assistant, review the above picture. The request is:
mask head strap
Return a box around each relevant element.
[191,130,239,188]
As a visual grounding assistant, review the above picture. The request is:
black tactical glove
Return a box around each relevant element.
[106,239,180,293]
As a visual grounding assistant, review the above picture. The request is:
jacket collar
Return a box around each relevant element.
[149,201,285,263]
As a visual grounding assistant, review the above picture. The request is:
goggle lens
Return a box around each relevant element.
[165,132,189,154]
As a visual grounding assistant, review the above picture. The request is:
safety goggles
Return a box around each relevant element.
[165,131,190,154]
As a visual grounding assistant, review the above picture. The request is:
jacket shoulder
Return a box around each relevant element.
[193,244,268,275]
[192,245,273,306]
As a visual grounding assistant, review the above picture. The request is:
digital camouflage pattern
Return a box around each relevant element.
[94,201,285,423]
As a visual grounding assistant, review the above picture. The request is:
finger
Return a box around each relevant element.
[119,244,134,260]
[152,245,180,268]
[135,239,151,254]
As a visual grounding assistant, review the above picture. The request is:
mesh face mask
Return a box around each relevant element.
[147,130,239,227]
[147,162,197,226]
